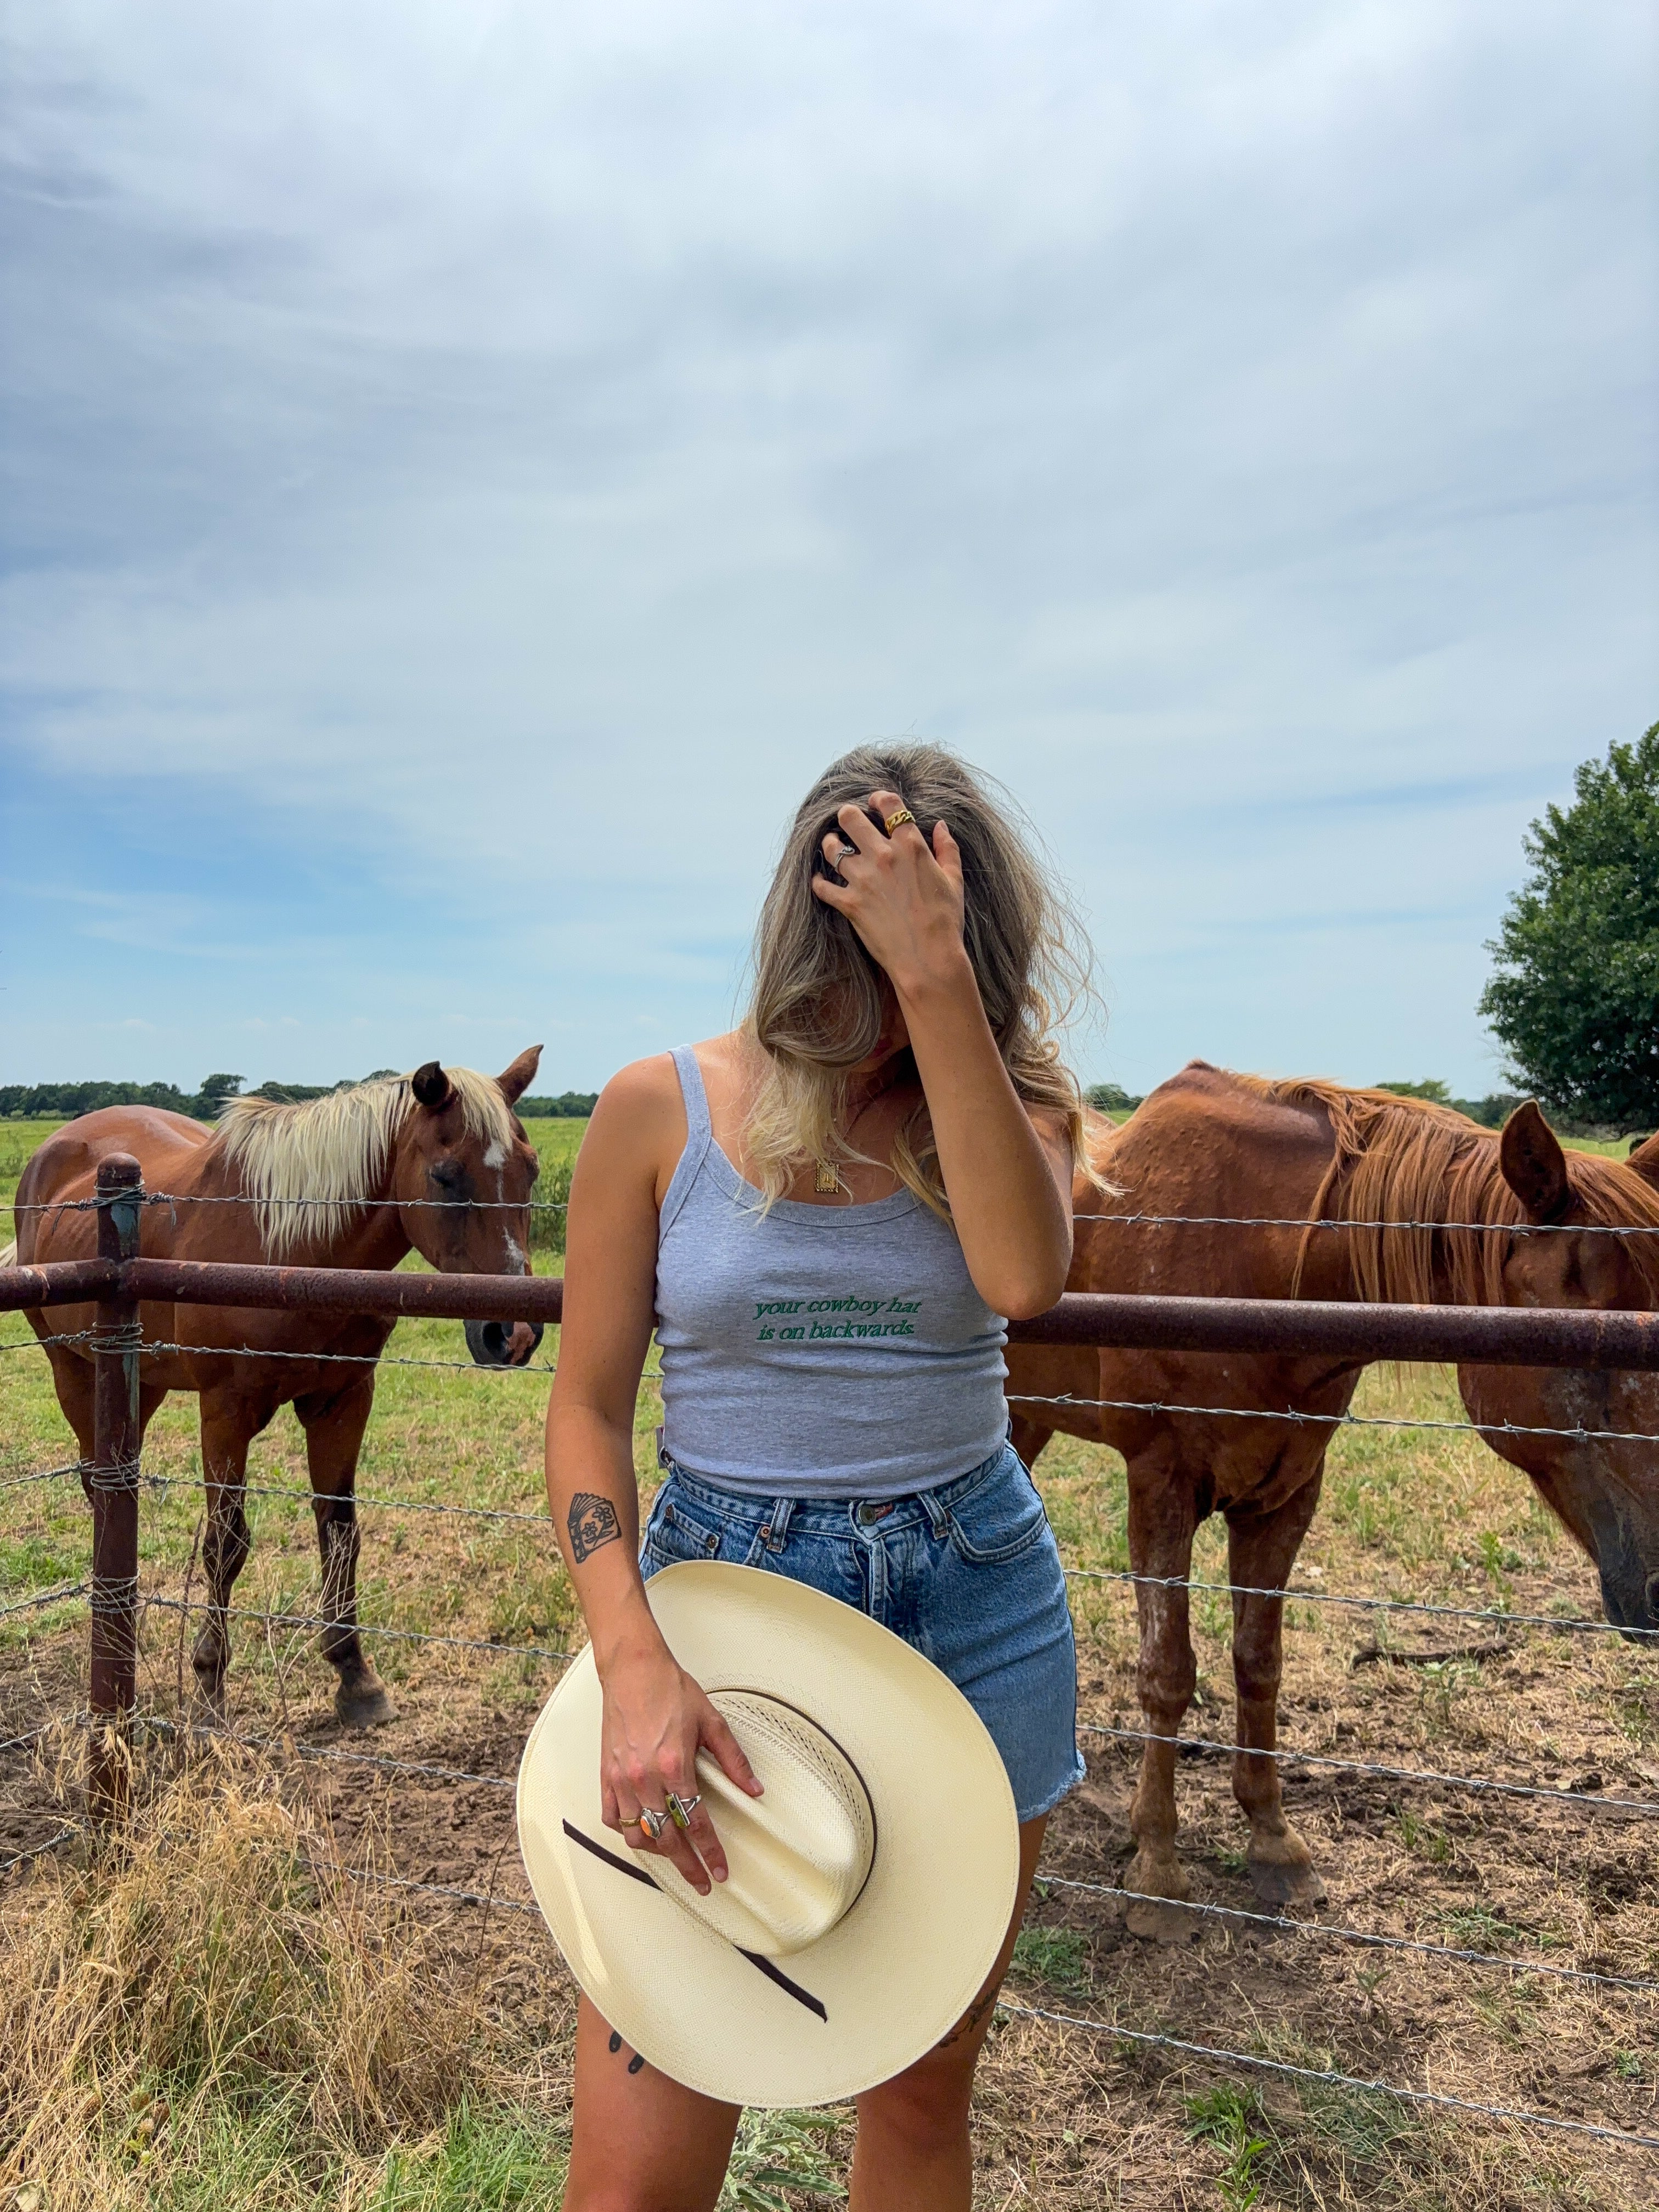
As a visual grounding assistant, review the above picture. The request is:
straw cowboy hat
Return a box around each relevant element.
[517,1561,1021,2107]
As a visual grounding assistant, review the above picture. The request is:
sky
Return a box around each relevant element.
[2,1,1655,1101]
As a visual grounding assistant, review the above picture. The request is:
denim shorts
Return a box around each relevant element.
[641,1441,1085,1824]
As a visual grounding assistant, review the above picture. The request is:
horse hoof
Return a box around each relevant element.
[1125,1895,1201,1944]
[335,1679,397,1730]
[1247,1855,1327,1910]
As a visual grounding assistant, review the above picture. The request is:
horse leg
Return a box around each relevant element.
[192,1396,263,1714]
[294,1373,395,1729]
[1124,1453,1201,1942]
[1008,1414,1053,1469]
[1225,1472,1327,1909]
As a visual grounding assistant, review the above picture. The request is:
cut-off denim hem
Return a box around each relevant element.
[641,1441,1085,1825]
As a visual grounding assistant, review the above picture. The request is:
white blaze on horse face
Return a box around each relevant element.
[483,1138,508,1169]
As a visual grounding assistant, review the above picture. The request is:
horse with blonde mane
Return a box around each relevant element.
[13,1049,546,1725]
[1005,1062,1659,1935]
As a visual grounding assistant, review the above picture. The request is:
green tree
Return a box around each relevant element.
[191,1073,245,1121]
[1480,721,1659,1131]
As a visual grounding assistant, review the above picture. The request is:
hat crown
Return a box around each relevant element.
[648,1690,875,1958]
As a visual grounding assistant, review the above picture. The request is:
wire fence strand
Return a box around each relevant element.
[1080,1720,1659,1815]
[1009,1389,1659,1451]
[0,1581,88,1621]
[142,1592,571,1666]
[995,2000,1659,2151]
[1037,1873,1659,1994]
[1060,1566,1636,1638]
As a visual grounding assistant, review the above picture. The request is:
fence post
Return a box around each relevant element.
[89,1152,143,1818]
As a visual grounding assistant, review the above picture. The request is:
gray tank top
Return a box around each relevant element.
[654,1047,1009,1499]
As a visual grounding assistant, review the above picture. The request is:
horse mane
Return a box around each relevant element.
[1237,1074,1659,1306]
[212,1068,515,1256]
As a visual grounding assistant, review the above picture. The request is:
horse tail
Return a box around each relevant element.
[0,1242,16,1271]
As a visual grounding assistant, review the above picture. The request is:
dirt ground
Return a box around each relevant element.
[3,1328,1658,2208]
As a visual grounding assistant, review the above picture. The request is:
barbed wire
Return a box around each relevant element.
[1037,1873,1659,1994]
[0,1581,88,1621]
[131,1339,556,1374]
[1071,1210,1659,1239]
[0,1723,55,1759]
[1079,1720,1659,1815]
[10,1193,1655,1235]
[0,1825,79,1880]
[995,1999,1659,2151]
[0,1462,1629,1645]
[0,1331,95,1355]
[167,1470,551,1527]
[0,1459,88,1494]
[1061,1567,1635,1638]
[142,1592,571,1666]
[8,1191,569,1214]
[1009,1389,1659,1451]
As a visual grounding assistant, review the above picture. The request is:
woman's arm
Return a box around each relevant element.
[544,1057,760,1895]
[814,788,1074,1318]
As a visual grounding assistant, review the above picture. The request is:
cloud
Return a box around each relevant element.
[1,2,1654,1089]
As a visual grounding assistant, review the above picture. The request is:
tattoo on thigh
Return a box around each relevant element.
[934,1984,997,2051]
[569,1492,622,1565]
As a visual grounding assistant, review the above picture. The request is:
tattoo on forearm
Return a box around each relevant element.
[568,1491,622,1566]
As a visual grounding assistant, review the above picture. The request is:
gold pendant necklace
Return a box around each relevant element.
[812,1057,907,1196]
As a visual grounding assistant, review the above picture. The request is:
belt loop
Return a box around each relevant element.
[765,1496,794,1554]
[919,1487,950,1538]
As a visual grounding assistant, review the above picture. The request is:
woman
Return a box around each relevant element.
[545,745,1093,2211]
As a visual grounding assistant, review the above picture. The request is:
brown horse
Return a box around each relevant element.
[14,1049,546,1726]
[1006,1062,1659,1934]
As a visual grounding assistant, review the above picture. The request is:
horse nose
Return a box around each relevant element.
[464,1318,544,1368]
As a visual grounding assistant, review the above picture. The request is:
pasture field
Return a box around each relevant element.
[2,1118,1657,2207]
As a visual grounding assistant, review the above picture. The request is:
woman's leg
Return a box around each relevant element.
[848,1815,1046,2212]
[562,1995,742,2212]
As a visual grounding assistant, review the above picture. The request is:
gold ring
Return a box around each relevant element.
[883,808,916,833]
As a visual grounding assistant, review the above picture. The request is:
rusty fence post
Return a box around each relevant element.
[89,1152,143,1818]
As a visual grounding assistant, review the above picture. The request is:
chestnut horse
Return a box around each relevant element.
[13,1049,546,1726]
[1006,1063,1659,1934]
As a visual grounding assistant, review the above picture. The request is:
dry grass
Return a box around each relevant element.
[0,1735,568,2210]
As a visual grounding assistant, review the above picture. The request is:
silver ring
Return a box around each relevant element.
[637,1807,667,1843]
[667,1791,702,1830]
[836,843,859,868]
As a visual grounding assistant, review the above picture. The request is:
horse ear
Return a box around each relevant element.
[1499,1099,1571,1222]
[410,1061,455,1113]
[496,1045,543,1106]
[1627,1130,1659,1190]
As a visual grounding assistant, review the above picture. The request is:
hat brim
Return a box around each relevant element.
[517,1561,1020,2107]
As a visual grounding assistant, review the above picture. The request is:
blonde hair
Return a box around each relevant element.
[214,1068,515,1256]
[742,744,1097,1215]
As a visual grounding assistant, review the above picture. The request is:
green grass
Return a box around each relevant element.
[1011,1924,1091,1993]
[366,2103,567,2211]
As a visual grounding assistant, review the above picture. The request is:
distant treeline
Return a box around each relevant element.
[1,1076,599,1121]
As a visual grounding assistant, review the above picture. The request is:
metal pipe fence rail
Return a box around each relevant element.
[4,1154,1658,2162]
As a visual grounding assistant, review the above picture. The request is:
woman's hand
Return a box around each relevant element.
[812,787,969,998]
[599,1635,762,1894]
